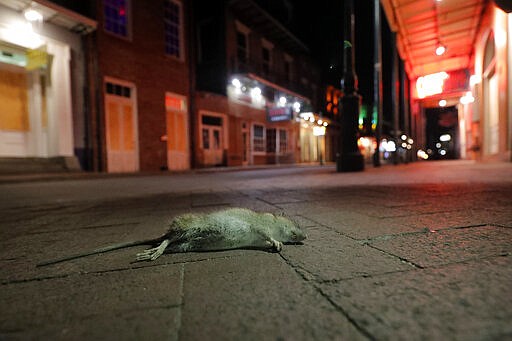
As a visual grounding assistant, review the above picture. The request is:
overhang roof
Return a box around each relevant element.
[229,0,310,54]
[0,0,96,34]
[380,0,485,79]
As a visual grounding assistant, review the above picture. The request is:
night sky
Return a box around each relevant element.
[255,0,377,107]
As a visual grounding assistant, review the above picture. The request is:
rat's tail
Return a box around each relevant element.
[36,238,160,267]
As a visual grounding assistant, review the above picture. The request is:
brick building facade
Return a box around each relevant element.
[82,0,322,171]
[0,0,325,173]
[193,0,322,167]
[86,0,191,172]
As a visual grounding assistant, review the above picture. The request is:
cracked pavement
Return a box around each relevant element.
[0,161,511,340]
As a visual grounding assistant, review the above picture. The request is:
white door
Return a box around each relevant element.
[105,81,138,172]
[166,94,189,170]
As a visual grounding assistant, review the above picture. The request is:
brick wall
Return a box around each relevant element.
[95,0,190,171]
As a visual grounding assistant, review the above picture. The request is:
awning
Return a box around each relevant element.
[380,0,485,78]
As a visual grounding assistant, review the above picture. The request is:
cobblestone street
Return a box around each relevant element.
[1,161,511,340]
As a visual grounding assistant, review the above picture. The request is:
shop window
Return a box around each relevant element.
[202,128,210,149]
[253,124,265,152]
[262,47,270,75]
[164,0,182,58]
[325,85,342,116]
[266,128,276,153]
[284,54,293,82]
[103,0,130,38]
[198,20,216,63]
[106,82,131,98]
[201,114,223,151]
[236,31,248,65]
[284,60,291,81]
[202,115,222,126]
[235,21,250,70]
[212,130,220,149]
[261,39,273,76]
[279,129,287,153]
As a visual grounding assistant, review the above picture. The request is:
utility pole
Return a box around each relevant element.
[372,0,383,167]
[337,0,364,172]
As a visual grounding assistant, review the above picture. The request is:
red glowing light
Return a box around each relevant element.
[119,7,126,16]
[166,95,183,110]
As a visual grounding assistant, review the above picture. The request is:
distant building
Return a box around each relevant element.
[0,0,96,171]
[193,0,322,167]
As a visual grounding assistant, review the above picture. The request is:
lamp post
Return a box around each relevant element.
[337,0,364,172]
[372,0,383,167]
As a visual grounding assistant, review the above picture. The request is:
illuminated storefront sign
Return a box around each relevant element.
[415,69,469,99]
[267,106,292,122]
[416,72,449,98]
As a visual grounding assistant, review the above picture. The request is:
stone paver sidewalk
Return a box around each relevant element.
[1,161,511,340]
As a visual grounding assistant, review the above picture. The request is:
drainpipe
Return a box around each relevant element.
[188,0,197,169]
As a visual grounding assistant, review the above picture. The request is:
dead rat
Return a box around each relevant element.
[37,208,306,267]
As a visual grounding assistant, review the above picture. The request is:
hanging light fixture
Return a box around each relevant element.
[435,44,446,56]
[23,8,43,22]
[433,0,445,57]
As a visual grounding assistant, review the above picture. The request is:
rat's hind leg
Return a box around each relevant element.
[136,239,170,261]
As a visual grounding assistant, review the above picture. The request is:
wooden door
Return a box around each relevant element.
[0,66,29,156]
[166,94,189,170]
[202,126,223,166]
[105,92,138,172]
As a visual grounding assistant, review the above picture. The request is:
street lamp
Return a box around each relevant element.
[337,0,364,172]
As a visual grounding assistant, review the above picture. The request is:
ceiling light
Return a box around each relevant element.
[231,78,241,88]
[4,22,43,49]
[440,134,451,142]
[250,87,261,97]
[439,99,447,107]
[470,75,481,86]
[460,91,475,105]
[435,45,446,56]
[24,9,43,22]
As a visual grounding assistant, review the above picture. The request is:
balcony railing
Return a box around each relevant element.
[230,56,315,99]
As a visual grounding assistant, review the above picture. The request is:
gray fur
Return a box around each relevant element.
[37,208,306,266]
